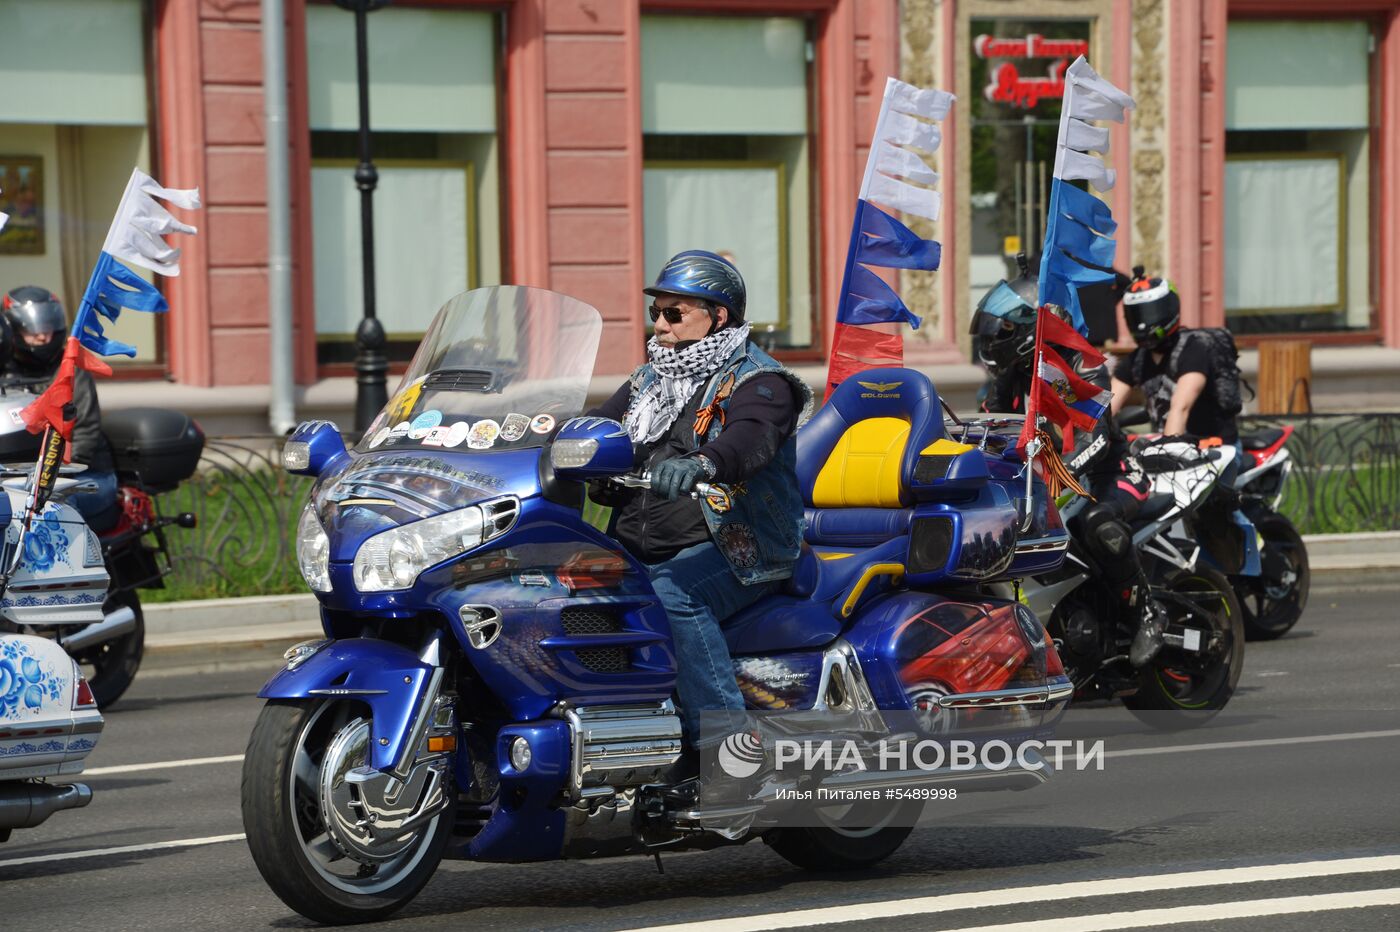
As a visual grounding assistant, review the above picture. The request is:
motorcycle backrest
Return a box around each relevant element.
[796,368,946,509]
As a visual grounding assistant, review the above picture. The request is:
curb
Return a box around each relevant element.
[132,533,1400,668]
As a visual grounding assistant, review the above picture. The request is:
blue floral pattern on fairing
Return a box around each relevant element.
[10,593,104,608]
[0,638,64,720]
[22,512,72,573]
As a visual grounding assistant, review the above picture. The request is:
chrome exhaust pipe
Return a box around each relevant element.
[60,606,137,653]
[0,782,93,829]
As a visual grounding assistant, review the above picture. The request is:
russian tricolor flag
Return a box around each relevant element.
[825,78,954,399]
[1037,57,1135,336]
[22,168,200,455]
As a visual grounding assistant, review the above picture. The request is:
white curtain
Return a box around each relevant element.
[643,166,783,328]
[1224,157,1343,312]
[0,0,146,125]
[313,165,471,336]
[1226,21,1370,131]
[641,17,807,135]
[306,7,496,133]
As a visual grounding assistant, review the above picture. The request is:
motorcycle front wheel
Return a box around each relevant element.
[240,699,453,925]
[1235,510,1309,641]
[1125,566,1244,729]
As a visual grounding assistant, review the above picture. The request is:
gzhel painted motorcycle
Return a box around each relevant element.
[0,379,203,708]
[0,633,103,844]
[240,286,1076,924]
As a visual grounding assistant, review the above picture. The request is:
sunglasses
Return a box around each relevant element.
[648,304,693,324]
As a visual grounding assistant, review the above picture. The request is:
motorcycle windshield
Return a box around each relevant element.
[356,287,604,454]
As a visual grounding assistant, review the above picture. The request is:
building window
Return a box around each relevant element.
[640,15,816,352]
[0,0,158,365]
[1224,19,1375,336]
[306,5,501,366]
[967,19,1093,333]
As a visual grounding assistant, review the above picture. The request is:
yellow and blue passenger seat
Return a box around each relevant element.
[796,366,963,548]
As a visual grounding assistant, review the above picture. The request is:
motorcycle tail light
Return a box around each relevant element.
[74,675,97,709]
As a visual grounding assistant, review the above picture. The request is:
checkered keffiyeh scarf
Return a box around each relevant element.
[623,324,752,444]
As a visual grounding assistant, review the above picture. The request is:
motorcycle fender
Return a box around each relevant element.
[258,638,433,772]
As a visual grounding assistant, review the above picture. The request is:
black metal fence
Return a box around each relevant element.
[1239,413,1400,535]
[149,438,313,600]
[147,416,1398,599]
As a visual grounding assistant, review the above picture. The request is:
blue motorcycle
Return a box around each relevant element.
[241,287,1074,924]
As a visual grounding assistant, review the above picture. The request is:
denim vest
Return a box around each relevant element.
[628,342,814,585]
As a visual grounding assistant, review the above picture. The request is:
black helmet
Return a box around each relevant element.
[1122,269,1180,350]
[644,250,747,326]
[3,286,68,376]
[970,253,1038,375]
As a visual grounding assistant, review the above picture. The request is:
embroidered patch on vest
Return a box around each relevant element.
[715,523,761,568]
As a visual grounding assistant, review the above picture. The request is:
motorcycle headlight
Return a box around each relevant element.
[296,503,332,592]
[353,497,519,592]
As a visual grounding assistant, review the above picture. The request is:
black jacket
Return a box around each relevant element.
[588,372,801,564]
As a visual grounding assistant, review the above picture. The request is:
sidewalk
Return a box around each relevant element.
[137,533,1400,674]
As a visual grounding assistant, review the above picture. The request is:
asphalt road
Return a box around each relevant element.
[3,585,1398,932]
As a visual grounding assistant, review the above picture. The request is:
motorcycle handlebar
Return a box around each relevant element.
[606,472,720,501]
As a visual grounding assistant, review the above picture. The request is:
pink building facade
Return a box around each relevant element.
[4,0,1400,420]
[153,0,901,389]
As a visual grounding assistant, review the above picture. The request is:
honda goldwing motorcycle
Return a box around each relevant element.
[0,380,202,708]
[0,632,104,844]
[241,287,1076,924]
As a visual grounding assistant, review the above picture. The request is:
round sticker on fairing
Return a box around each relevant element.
[529,414,556,435]
[442,421,471,448]
[369,427,391,448]
[390,421,412,437]
[467,419,500,449]
[409,410,443,439]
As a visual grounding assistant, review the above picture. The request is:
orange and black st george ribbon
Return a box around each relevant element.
[27,425,68,522]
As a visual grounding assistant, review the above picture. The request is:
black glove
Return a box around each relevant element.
[651,456,706,501]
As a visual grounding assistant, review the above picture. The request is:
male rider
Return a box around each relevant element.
[1110,273,1239,444]
[2,286,119,530]
[973,261,1164,667]
[587,250,811,795]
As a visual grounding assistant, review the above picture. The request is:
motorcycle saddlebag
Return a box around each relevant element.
[104,407,206,493]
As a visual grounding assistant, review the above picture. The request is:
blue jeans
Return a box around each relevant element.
[67,469,119,533]
[646,541,776,748]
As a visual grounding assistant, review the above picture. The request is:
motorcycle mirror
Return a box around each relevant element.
[282,420,350,477]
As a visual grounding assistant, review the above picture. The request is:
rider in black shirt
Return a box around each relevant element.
[1110,274,1239,445]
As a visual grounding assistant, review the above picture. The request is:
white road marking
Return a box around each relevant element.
[0,833,246,869]
[928,889,1400,932]
[610,856,1400,932]
[83,753,245,776]
[1093,728,1400,761]
[1255,671,1290,677]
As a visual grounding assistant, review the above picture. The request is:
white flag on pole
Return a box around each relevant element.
[101,168,202,277]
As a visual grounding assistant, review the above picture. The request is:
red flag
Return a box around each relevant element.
[1039,306,1106,367]
[1038,345,1110,434]
[21,337,112,461]
[825,322,904,401]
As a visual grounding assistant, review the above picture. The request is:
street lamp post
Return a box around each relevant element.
[335,0,392,432]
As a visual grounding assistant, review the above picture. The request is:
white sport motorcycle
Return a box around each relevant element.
[1013,439,1246,727]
